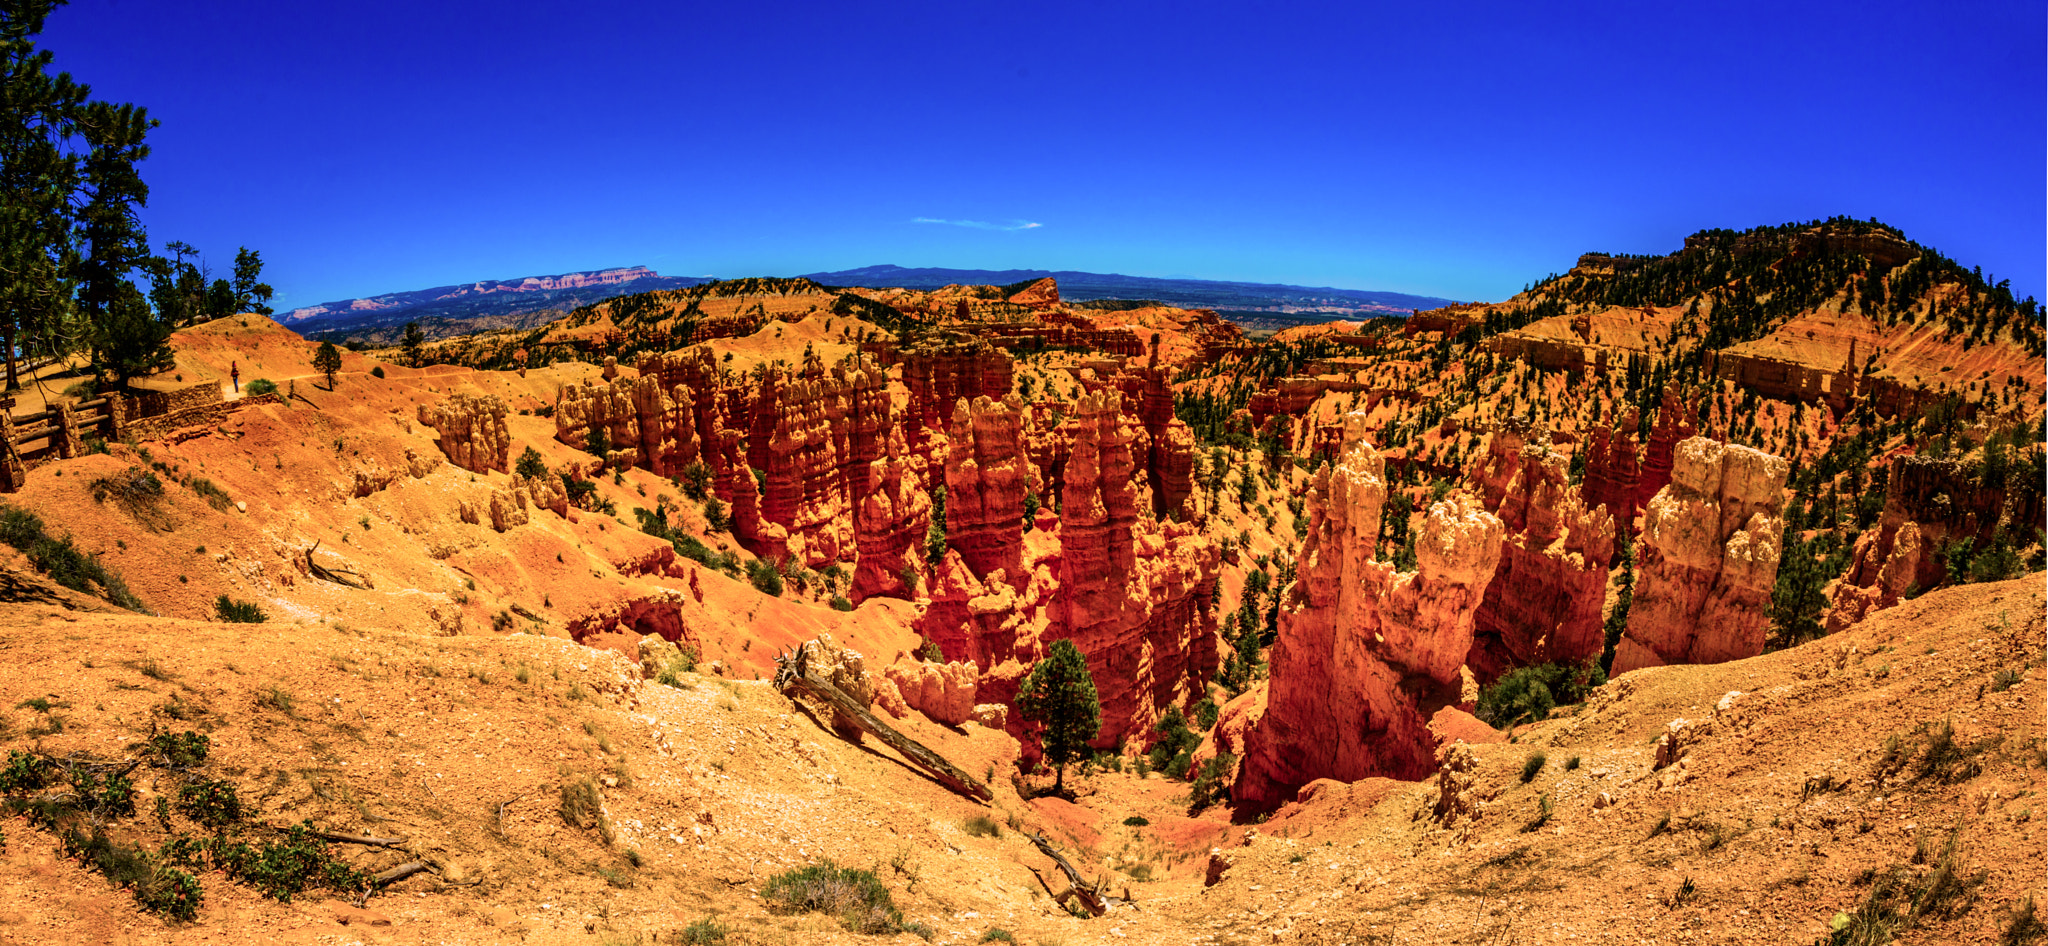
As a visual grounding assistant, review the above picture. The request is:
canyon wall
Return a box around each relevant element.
[1465,420,1616,682]
[1236,412,1503,809]
[418,394,511,474]
[1612,437,1787,674]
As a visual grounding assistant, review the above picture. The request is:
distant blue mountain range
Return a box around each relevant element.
[802,264,1460,313]
[282,264,1459,343]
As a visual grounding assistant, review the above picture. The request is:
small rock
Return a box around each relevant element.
[235,500,247,513]
[1593,791,1613,809]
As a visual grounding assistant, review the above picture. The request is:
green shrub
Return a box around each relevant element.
[559,777,605,832]
[175,779,243,828]
[186,477,235,512]
[980,930,1017,944]
[656,646,700,688]
[761,859,904,934]
[1147,705,1199,780]
[675,916,729,944]
[369,366,385,379]
[243,378,277,396]
[515,446,548,480]
[0,505,148,612]
[61,826,202,921]
[1520,752,1547,783]
[748,559,783,597]
[207,821,367,903]
[1194,697,1220,731]
[1190,752,1235,809]
[1476,662,1604,730]
[214,595,267,623]
[1122,815,1149,827]
[0,750,55,794]
[962,815,1001,838]
[830,594,854,612]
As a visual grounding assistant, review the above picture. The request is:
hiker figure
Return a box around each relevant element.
[231,361,240,393]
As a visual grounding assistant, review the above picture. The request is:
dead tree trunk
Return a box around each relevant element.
[1025,831,1132,917]
[773,645,992,803]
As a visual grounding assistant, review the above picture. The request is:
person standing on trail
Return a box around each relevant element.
[230,361,240,393]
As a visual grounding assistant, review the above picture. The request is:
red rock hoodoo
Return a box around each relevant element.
[1612,436,1788,674]
[1235,412,1504,809]
[1465,419,1616,682]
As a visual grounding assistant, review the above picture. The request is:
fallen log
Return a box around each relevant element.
[773,643,992,803]
[305,540,368,589]
[1026,832,1134,917]
[371,860,432,886]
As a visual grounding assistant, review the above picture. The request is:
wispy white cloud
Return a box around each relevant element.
[911,217,1043,231]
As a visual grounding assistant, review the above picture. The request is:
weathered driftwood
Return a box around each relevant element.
[1026,832,1134,917]
[304,828,408,848]
[305,540,368,589]
[773,644,992,803]
[371,860,432,886]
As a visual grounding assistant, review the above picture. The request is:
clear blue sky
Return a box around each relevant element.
[42,0,2046,309]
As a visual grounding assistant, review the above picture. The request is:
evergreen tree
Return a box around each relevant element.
[401,321,426,367]
[0,1,90,390]
[311,340,341,390]
[1015,639,1100,792]
[89,281,172,388]
[230,246,272,315]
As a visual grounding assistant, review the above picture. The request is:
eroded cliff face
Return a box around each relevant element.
[850,430,931,604]
[1236,412,1503,809]
[557,349,892,567]
[555,336,1221,748]
[1466,421,1616,682]
[1612,437,1787,674]
[418,393,511,474]
[911,389,1221,749]
[1823,453,2044,632]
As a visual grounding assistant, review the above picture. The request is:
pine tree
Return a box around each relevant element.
[402,321,426,367]
[1015,639,1100,792]
[230,247,273,315]
[312,340,342,390]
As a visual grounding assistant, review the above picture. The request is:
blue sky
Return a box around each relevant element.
[42,0,2046,309]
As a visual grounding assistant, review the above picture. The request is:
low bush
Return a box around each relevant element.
[214,596,267,623]
[1476,661,1606,730]
[1521,752,1547,783]
[243,378,277,396]
[761,859,904,934]
[747,558,783,597]
[675,916,728,944]
[0,505,148,612]
[961,815,1001,838]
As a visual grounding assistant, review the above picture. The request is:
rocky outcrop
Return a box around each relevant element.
[943,396,1031,581]
[901,337,1014,449]
[1580,410,1640,532]
[1006,277,1060,308]
[1634,385,1699,515]
[1612,437,1788,674]
[1823,452,2044,632]
[1235,412,1504,809]
[1466,421,1616,681]
[884,658,977,726]
[850,430,932,603]
[907,388,1221,748]
[418,394,511,473]
[558,348,894,568]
